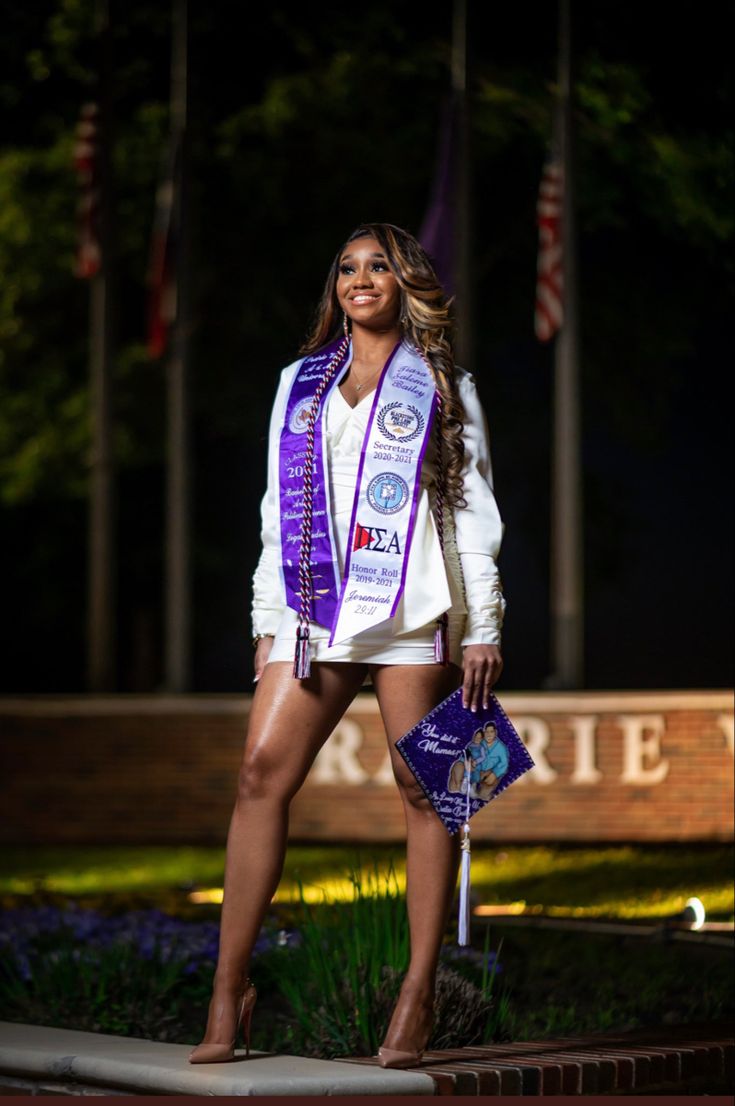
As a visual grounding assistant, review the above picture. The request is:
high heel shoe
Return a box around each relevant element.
[188,978,257,1063]
[377,1044,426,1069]
[377,999,433,1069]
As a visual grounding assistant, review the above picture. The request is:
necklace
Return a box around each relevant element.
[350,363,382,392]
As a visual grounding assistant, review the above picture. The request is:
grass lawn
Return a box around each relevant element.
[472,921,733,1040]
[1,842,733,921]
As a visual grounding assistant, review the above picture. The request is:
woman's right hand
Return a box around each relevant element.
[254,636,274,682]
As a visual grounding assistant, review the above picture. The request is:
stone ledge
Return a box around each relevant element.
[2,1017,732,1097]
[0,1021,435,1096]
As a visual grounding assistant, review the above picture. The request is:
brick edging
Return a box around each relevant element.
[340,1019,735,1095]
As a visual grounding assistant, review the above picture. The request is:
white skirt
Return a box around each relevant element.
[266,601,466,669]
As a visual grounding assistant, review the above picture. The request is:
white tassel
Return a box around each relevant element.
[458,820,471,946]
[458,753,472,946]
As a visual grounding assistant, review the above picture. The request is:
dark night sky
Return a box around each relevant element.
[0,1,731,693]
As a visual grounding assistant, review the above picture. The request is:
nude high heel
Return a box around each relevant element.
[188,979,257,1063]
[377,997,433,1069]
[377,1044,425,1069]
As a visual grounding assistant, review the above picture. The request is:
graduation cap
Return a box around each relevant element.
[396,687,535,946]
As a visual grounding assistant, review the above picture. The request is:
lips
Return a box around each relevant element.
[350,293,381,305]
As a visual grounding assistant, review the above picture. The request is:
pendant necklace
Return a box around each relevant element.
[351,365,381,392]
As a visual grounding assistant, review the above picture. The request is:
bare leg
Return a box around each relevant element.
[195,659,368,1048]
[369,661,464,1054]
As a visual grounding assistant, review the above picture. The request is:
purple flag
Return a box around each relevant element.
[418,95,459,294]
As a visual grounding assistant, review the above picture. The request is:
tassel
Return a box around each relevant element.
[458,821,472,946]
[458,752,472,946]
[434,611,449,665]
[293,625,311,679]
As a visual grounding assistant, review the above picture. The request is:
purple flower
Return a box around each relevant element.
[0,905,300,984]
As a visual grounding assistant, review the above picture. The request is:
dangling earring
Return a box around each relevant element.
[343,312,351,337]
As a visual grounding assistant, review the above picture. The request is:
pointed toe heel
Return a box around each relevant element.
[187,1041,235,1064]
[377,1045,425,1069]
[188,980,257,1064]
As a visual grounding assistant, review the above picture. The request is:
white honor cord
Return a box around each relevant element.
[458,752,472,946]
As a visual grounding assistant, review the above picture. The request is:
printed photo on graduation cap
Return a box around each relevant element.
[396,687,535,945]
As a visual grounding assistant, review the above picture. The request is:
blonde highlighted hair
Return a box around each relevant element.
[300,222,467,508]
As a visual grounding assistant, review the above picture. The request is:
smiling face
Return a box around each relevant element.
[336,236,402,332]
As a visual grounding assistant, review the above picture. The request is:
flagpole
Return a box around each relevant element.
[550,0,584,688]
[452,0,474,372]
[86,0,117,691]
[164,0,191,692]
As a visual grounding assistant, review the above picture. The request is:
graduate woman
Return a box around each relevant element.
[188,223,506,1068]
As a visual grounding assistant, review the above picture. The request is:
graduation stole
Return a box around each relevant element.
[277,334,447,677]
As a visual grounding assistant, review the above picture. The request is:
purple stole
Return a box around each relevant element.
[278,336,438,645]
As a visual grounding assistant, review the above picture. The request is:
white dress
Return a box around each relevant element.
[252,358,507,671]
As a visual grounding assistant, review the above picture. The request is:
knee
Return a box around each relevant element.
[236,744,287,804]
[402,785,435,814]
[393,763,435,813]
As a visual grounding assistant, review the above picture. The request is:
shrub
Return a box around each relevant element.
[262,859,506,1056]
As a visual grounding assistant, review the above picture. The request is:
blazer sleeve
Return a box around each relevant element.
[250,362,297,637]
[453,368,507,648]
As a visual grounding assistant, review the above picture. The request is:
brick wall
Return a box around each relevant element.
[1,691,732,844]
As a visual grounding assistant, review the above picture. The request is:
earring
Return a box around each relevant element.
[343,312,351,337]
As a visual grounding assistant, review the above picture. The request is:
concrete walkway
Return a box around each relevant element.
[0,1021,435,1096]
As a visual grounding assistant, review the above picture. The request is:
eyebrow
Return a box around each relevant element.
[340,251,387,261]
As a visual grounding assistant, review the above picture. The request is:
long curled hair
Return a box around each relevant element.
[299,222,467,509]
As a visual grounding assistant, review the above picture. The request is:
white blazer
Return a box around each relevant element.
[251,358,507,648]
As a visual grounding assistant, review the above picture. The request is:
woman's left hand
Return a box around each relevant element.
[461,644,503,711]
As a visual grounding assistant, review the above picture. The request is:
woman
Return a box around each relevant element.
[188,222,506,1069]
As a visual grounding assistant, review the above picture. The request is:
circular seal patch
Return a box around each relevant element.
[377,401,425,442]
[367,472,409,515]
[289,395,314,434]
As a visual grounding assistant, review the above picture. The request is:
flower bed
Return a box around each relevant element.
[0,866,506,1055]
[1,854,732,1057]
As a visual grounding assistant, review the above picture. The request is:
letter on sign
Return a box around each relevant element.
[312,719,370,784]
[569,715,603,784]
[617,714,669,785]
[510,717,556,784]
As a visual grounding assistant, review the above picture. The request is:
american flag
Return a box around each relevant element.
[72,102,101,279]
[146,134,180,359]
[534,147,564,342]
